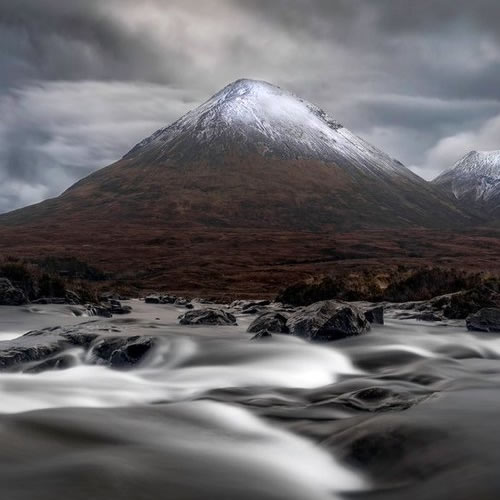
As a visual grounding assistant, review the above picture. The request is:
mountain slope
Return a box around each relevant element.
[0,79,471,231]
[433,150,500,217]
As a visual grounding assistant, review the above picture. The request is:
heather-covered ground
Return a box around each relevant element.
[1,227,500,300]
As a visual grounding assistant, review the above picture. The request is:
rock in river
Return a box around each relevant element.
[247,311,290,334]
[466,308,500,333]
[287,300,370,342]
[363,306,384,325]
[178,308,237,326]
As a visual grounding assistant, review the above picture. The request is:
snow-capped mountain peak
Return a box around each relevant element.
[450,150,500,178]
[124,78,410,177]
[433,150,500,203]
[127,79,342,155]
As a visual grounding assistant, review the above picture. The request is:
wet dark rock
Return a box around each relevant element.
[0,278,27,306]
[91,336,156,368]
[363,306,384,325]
[0,342,62,371]
[145,294,161,304]
[86,304,113,318]
[395,310,443,322]
[250,330,273,341]
[286,300,370,342]
[247,312,290,334]
[0,324,98,371]
[161,295,177,304]
[25,354,79,373]
[108,299,132,315]
[416,311,442,322]
[178,308,237,326]
[394,285,500,321]
[466,308,500,333]
[241,300,271,315]
[231,300,271,314]
[85,300,132,317]
[241,307,261,315]
[145,294,177,305]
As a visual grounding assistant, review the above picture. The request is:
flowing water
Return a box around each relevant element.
[1,301,500,499]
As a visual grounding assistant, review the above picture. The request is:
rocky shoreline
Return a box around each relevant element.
[2,283,500,376]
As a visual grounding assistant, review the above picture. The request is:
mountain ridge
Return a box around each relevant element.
[1,78,473,231]
[433,150,500,216]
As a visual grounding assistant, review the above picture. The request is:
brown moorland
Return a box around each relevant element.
[1,223,499,300]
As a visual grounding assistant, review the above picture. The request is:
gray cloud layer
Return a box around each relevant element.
[1,0,499,212]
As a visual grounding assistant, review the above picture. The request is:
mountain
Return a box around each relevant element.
[433,150,500,217]
[1,79,470,231]
[0,79,484,297]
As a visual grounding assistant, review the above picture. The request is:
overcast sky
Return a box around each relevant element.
[1,0,500,213]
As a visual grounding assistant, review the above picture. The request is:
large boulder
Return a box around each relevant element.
[466,308,500,333]
[247,311,289,334]
[0,278,27,306]
[178,308,237,326]
[287,300,370,342]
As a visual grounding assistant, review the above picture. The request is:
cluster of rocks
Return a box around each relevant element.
[466,308,500,333]
[391,285,500,322]
[229,300,272,315]
[0,322,157,373]
[175,299,383,342]
[178,308,237,326]
[0,277,134,319]
[145,294,193,309]
[86,299,132,318]
[246,300,379,342]
[381,284,500,332]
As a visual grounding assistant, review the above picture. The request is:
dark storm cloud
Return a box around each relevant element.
[0,0,181,85]
[1,0,500,210]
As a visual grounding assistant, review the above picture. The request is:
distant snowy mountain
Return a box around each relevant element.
[433,150,500,216]
[2,78,472,231]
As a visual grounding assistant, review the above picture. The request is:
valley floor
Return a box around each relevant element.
[1,226,500,299]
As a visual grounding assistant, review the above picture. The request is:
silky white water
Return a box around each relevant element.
[0,302,368,500]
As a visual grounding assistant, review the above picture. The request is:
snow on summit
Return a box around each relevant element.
[124,79,410,176]
[433,150,500,202]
